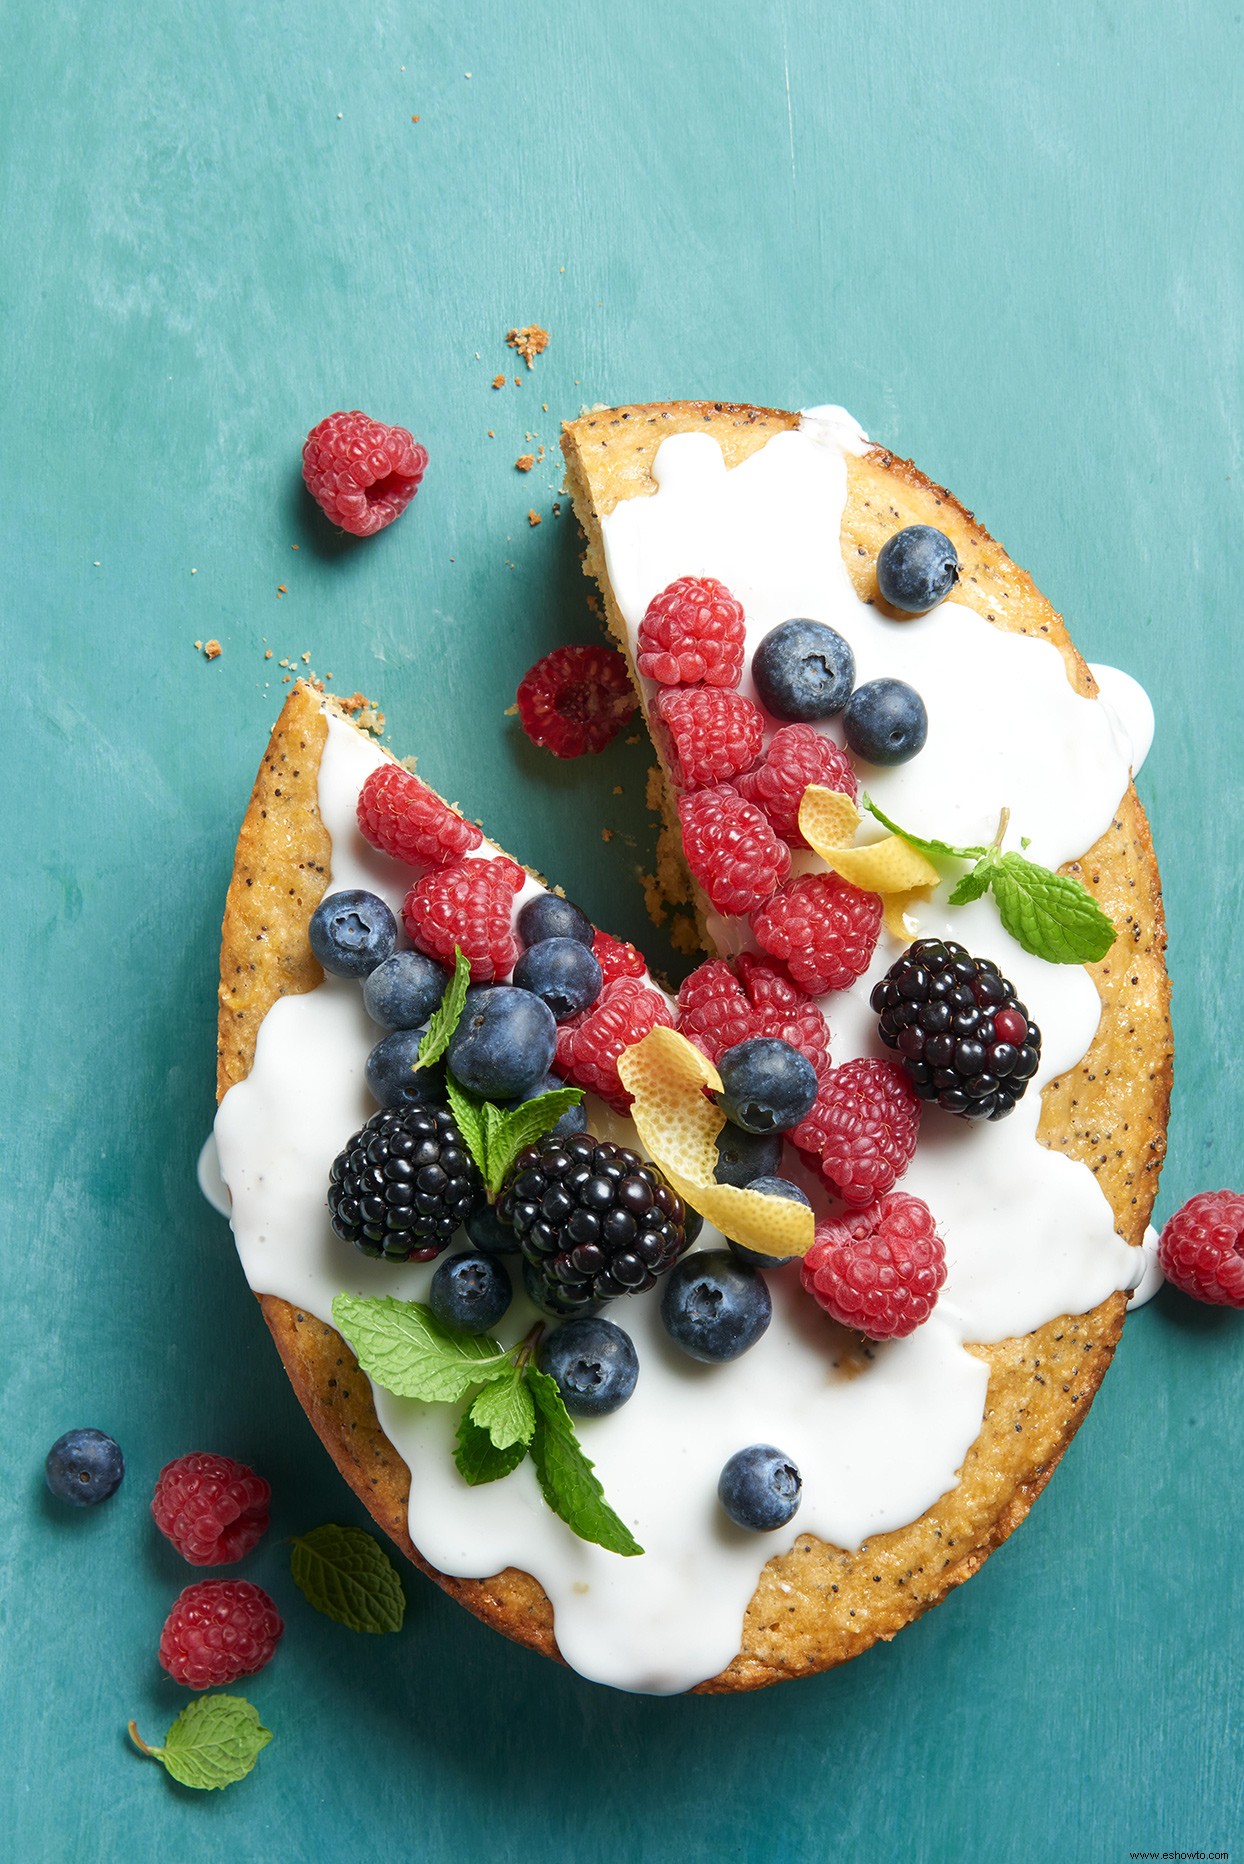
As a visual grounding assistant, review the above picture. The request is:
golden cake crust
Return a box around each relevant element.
[217,401,1171,1691]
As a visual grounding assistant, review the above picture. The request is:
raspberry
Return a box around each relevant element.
[734,724,859,848]
[791,1059,920,1206]
[159,1580,284,1690]
[677,953,831,1082]
[151,1453,271,1566]
[1157,1191,1244,1307]
[403,855,524,981]
[554,976,674,1111]
[516,644,636,757]
[871,938,1042,1120]
[592,928,647,987]
[801,1194,946,1339]
[302,410,428,537]
[751,872,883,996]
[655,687,764,791]
[636,576,746,687]
[678,785,791,917]
[357,763,483,871]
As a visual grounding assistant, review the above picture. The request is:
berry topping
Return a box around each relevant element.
[714,1124,784,1188]
[716,1037,819,1135]
[678,785,792,917]
[538,1316,640,1417]
[516,644,636,757]
[302,410,427,537]
[465,1201,521,1254]
[842,678,928,766]
[402,855,525,982]
[655,686,764,791]
[801,1194,947,1339]
[592,928,647,987]
[151,1453,271,1566]
[718,1445,802,1531]
[751,871,883,996]
[159,1580,284,1689]
[876,524,959,613]
[517,893,595,949]
[328,1104,483,1261]
[735,723,858,847]
[309,889,398,979]
[366,1027,445,1108]
[1157,1191,1244,1307]
[446,984,557,1099]
[429,1251,514,1334]
[636,575,746,688]
[513,937,604,1022]
[728,1178,809,1267]
[356,764,483,871]
[499,1134,689,1314]
[363,950,451,1030]
[677,953,832,1083]
[751,619,855,722]
[553,975,675,1111]
[44,1428,124,1507]
[660,1250,772,1362]
[500,1072,588,1139]
[871,938,1042,1120]
[791,1058,921,1207]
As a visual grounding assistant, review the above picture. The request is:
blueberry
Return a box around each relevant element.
[843,678,928,766]
[716,1037,818,1135]
[501,1072,587,1139]
[714,1125,783,1188]
[465,1201,520,1253]
[660,1250,771,1362]
[718,1444,802,1531]
[683,1207,705,1246]
[429,1252,513,1334]
[517,894,595,949]
[308,889,397,978]
[366,1026,446,1107]
[876,525,959,614]
[363,951,450,1029]
[45,1428,125,1507]
[513,938,603,1022]
[751,620,855,722]
[447,986,557,1100]
[727,1177,808,1267]
[538,1316,639,1417]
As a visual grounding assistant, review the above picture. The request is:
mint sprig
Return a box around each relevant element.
[862,795,1116,965]
[128,1696,271,1791]
[447,1076,585,1198]
[291,1523,406,1633]
[331,1296,643,1556]
[413,946,471,1072]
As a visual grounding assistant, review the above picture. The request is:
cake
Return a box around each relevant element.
[213,401,1171,1694]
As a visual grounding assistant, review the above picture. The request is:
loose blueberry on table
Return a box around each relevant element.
[45,1428,125,1507]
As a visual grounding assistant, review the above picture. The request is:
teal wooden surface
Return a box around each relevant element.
[2,1,1240,1858]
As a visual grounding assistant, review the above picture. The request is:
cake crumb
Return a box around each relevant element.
[492,374,505,389]
[503,703,518,717]
[487,430,495,438]
[552,501,562,517]
[514,376,522,386]
[601,828,614,843]
[506,325,550,368]
[203,639,222,660]
[527,509,542,527]
[337,691,386,736]
[264,649,273,659]
[612,785,624,796]
[515,454,535,472]
[398,755,419,773]
[411,114,420,122]
[301,651,311,663]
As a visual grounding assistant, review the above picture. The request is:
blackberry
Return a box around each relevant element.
[870,938,1042,1121]
[498,1133,689,1314]
[328,1105,482,1261]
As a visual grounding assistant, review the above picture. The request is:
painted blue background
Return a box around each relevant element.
[2,1,1240,1858]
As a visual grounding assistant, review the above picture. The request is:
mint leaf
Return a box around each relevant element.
[128,1696,271,1791]
[291,1523,405,1633]
[414,946,470,1072]
[445,1074,489,1181]
[469,1366,537,1450]
[526,1367,643,1557]
[988,853,1117,964]
[479,1089,585,1196]
[454,1409,529,1485]
[331,1294,512,1403]
[947,859,993,906]
[862,794,987,861]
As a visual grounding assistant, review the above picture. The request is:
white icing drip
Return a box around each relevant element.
[1089,663,1156,774]
[197,1134,231,1217]
[1127,1225,1165,1308]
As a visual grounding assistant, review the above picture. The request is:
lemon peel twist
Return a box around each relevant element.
[797,785,939,938]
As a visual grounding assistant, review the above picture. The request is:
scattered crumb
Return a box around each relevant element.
[93,560,101,567]
[398,755,419,773]
[601,828,614,843]
[492,374,505,389]
[585,593,599,613]
[542,403,548,412]
[506,325,550,368]
[277,583,288,595]
[203,639,221,659]
[503,703,518,717]
[515,454,535,472]
[487,429,495,438]
[411,115,420,123]
[301,651,311,663]
[527,509,542,527]
[337,691,386,736]
[552,501,562,517]
[264,649,273,660]
[612,785,624,796]
[191,568,197,575]
[624,734,641,745]
[514,376,522,386]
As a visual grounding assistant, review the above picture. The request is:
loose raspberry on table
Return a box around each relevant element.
[516,644,636,757]
[302,410,428,537]
[1157,1191,1244,1307]
[403,855,524,981]
[735,724,859,848]
[592,928,647,987]
[151,1453,271,1566]
[678,785,791,917]
[159,1580,284,1690]
[677,953,831,1082]
[751,871,882,996]
[801,1193,946,1339]
[655,686,764,791]
[554,976,674,1111]
[791,1058,920,1207]
[357,763,483,870]
[636,576,746,687]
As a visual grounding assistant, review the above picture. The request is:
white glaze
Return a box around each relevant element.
[214,413,1154,1694]
[1127,1225,1166,1308]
